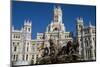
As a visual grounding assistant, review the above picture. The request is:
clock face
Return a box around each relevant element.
[53,27,59,31]
[52,23,61,31]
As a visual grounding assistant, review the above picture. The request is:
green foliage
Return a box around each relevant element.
[32,41,35,45]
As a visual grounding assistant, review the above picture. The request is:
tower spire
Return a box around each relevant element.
[53,5,62,23]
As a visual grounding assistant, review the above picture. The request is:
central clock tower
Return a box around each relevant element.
[46,5,66,32]
[54,5,62,23]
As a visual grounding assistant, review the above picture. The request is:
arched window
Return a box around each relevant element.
[13,55,15,60]
[28,28,30,32]
[53,27,59,31]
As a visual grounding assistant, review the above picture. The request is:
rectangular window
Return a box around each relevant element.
[32,55,34,59]
[17,42,19,45]
[13,55,15,60]
[23,55,24,60]
[26,55,28,60]
[14,46,17,51]
[13,35,15,38]
[28,28,30,32]
[27,47,28,52]
[27,42,29,45]
[16,35,17,38]
[16,55,18,61]
[13,42,15,45]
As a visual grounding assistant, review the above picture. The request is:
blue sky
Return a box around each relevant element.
[12,1,96,39]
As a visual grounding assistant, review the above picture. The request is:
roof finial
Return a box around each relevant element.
[57,5,61,9]
[89,21,92,27]
[24,19,26,23]
[12,25,14,30]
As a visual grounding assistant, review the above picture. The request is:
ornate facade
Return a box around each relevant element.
[11,5,96,65]
[11,21,34,65]
[76,17,96,60]
[35,6,73,63]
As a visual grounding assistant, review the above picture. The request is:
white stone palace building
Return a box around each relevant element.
[11,5,96,65]
[76,17,96,60]
[11,21,35,65]
[33,6,73,63]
